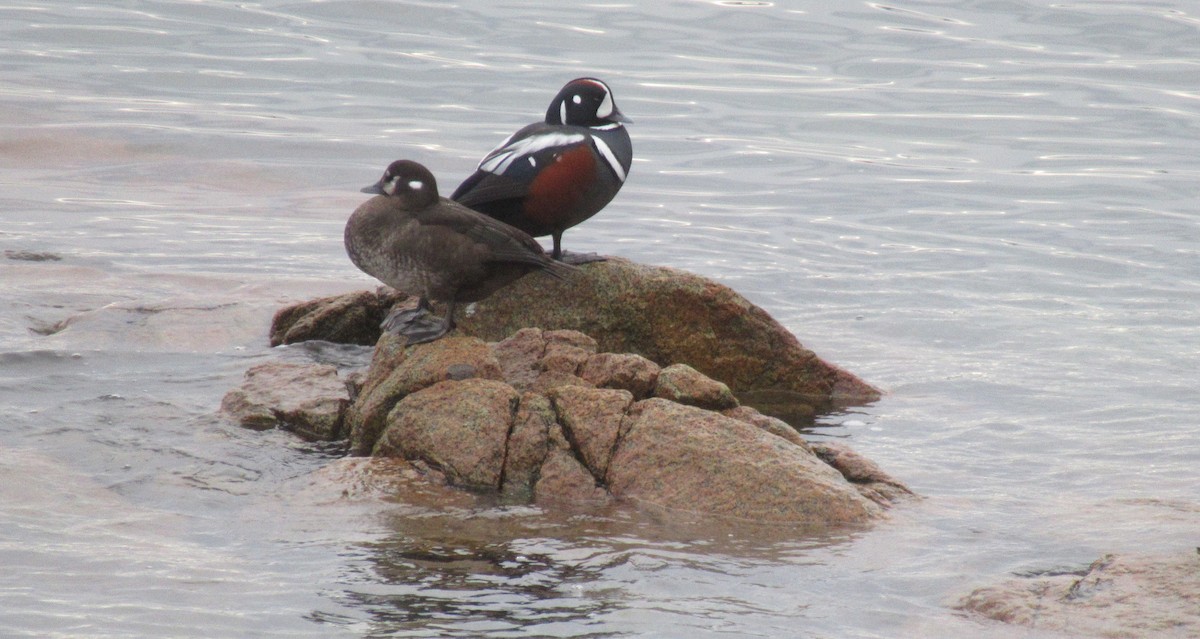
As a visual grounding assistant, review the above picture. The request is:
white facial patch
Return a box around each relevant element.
[480,132,586,174]
[383,176,400,196]
[572,95,582,104]
[408,180,424,190]
[596,90,614,119]
[559,100,568,125]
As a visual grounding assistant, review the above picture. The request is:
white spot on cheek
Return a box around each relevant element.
[408,180,424,190]
[572,95,582,105]
[528,157,537,168]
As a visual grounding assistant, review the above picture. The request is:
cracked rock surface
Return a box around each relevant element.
[329,328,906,526]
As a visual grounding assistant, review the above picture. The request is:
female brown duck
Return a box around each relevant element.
[345,160,573,344]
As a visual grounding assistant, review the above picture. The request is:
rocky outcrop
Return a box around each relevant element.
[268,258,879,418]
[230,258,909,526]
[225,327,909,526]
[957,552,1200,638]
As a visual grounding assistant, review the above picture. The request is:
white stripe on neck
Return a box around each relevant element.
[592,137,627,183]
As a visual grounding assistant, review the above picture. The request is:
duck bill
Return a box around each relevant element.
[361,182,386,195]
[609,108,633,124]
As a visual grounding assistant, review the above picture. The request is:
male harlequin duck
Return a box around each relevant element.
[450,77,632,263]
[345,160,574,344]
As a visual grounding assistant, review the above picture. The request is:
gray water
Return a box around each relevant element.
[2,1,1198,637]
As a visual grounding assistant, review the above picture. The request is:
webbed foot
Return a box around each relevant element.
[381,307,454,345]
[396,314,454,344]
[558,251,607,265]
[381,298,434,333]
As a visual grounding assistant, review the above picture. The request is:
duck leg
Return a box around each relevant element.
[552,231,607,265]
[393,299,457,345]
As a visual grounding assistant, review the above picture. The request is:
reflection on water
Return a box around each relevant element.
[3,0,1200,636]
[340,503,855,638]
[354,528,619,634]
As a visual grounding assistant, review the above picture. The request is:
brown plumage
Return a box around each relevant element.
[345,159,573,343]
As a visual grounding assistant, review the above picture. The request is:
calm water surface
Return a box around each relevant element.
[2,1,1198,637]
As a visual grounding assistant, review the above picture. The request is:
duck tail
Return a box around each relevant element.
[541,257,579,281]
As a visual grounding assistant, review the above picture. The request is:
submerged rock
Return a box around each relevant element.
[269,257,879,418]
[957,552,1200,638]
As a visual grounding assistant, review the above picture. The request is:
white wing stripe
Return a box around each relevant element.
[479,132,587,174]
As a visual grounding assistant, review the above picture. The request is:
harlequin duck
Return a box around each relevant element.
[450,77,632,263]
[345,160,574,344]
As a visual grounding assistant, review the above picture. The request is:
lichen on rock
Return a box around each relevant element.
[269,257,880,418]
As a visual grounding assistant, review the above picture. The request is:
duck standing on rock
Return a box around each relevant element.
[345,160,574,344]
[451,77,632,264]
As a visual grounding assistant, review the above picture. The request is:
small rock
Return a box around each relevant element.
[488,328,598,395]
[540,329,598,373]
[270,289,405,347]
[524,370,593,395]
[653,363,738,411]
[348,335,503,454]
[373,378,517,491]
[534,442,609,505]
[579,352,661,398]
[4,250,62,262]
[550,385,634,479]
[242,303,907,527]
[220,361,349,441]
[489,327,547,390]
